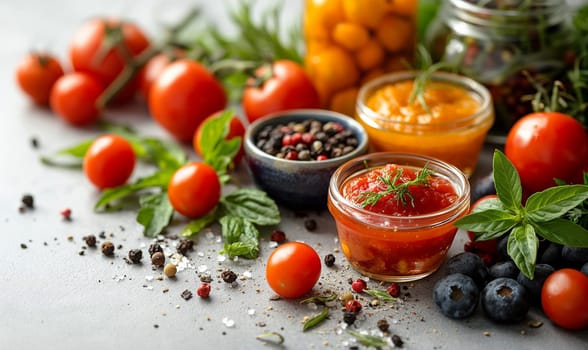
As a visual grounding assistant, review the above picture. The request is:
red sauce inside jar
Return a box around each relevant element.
[342,164,457,215]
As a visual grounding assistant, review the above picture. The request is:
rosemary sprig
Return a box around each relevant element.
[408,45,452,114]
[300,292,338,305]
[348,331,390,349]
[255,331,285,345]
[302,307,329,332]
[364,289,397,302]
[359,165,432,208]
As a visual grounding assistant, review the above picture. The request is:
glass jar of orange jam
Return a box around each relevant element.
[356,71,494,176]
[328,153,470,282]
[303,0,417,117]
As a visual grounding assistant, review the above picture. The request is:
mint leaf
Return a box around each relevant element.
[39,139,94,168]
[532,218,588,247]
[493,150,522,211]
[219,215,260,259]
[220,188,280,225]
[507,224,539,279]
[94,169,174,211]
[525,185,588,222]
[136,192,174,237]
[182,208,219,237]
[454,209,518,236]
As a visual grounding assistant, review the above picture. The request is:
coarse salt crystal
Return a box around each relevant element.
[145,275,154,281]
[198,265,208,273]
[146,285,154,290]
[247,309,255,316]
[197,251,205,257]
[222,317,235,327]
[215,236,222,243]
[205,231,215,240]
[268,241,278,248]
[242,270,252,278]
[217,255,226,262]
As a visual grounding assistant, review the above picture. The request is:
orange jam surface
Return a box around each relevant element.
[342,164,457,216]
[365,80,480,124]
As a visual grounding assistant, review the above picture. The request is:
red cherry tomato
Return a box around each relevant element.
[505,112,588,194]
[466,195,498,254]
[15,52,64,105]
[137,50,184,100]
[193,112,246,164]
[83,134,136,189]
[69,18,150,103]
[242,60,321,123]
[50,72,104,126]
[266,241,321,298]
[541,268,588,330]
[167,162,221,218]
[149,60,227,143]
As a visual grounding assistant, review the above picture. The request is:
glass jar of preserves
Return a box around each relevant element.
[425,0,575,137]
[303,0,418,117]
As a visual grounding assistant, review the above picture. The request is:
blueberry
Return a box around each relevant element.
[481,278,529,323]
[446,252,489,288]
[581,262,588,277]
[561,246,588,267]
[496,235,511,263]
[538,243,563,267]
[433,273,479,319]
[488,261,519,280]
[516,264,555,304]
[470,172,495,204]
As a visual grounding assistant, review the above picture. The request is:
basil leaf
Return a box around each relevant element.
[39,139,94,168]
[493,150,522,211]
[94,170,174,211]
[533,218,588,247]
[222,241,259,259]
[472,197,504,212]
[507,224,539,279]
[526,185,588,222]
[220,188,280,225]
[199,110,234,159]
[181,208,220,237]
[219,215,260,259]
[136,192,174,237]
[454,209,518,235]
[139,137,187,171]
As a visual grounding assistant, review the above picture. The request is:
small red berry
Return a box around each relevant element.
[282,134,293,146]
[290,132,302,145]
[345,299,362,314]
[284,150,298,160]
[301,132,315,144]
[279,126,292,133]
[60,208,72,221]
[197,283,211,298]
[479,252,495,267]
[386,283,401,298]
[316,155,328,161]
[351,278,367,293]
[332,122,344,132]
[270,230,286,244]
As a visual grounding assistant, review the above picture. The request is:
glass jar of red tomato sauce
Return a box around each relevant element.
[328,153,470,282]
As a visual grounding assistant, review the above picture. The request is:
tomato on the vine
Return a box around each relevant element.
[149,59,227,143]
[193,112,246,164]
[15,52,64,105]
[242,60,320,123]
[83,134,136,189]
[137,50,184,101]
[69,18,150,103]
[541,268,588,330]
[505,112,588,194]
[167,162,221,218]
[266,241,321,298]
[50,72,104,126]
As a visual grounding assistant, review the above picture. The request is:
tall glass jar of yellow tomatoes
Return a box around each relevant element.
[303,0,418,117]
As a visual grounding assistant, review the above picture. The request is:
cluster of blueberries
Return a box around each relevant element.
[433,240,588,322]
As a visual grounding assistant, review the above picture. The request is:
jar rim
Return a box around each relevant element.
[355,70,493,133]
[328,152,471,228]
[449,0,565,17]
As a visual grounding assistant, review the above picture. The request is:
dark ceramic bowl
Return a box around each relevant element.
[244,109,369,210]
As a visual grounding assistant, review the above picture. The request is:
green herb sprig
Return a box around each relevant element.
[408,45,452,114]
[302,307,329,332]
[359,165,431,208]
[348,331,390,350]
[455,150,588,278]
[364,289,397,302]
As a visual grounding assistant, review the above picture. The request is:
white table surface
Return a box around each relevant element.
[1,1,587,349]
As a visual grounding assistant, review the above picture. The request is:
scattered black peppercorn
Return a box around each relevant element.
[83,235,97,248]
[21,194,34,209]
[30,137,39,149]
[304,219,317,231]
[391,334,403,348]
[181,289,193,300]
[377,319,390,332]
[20,243,27,249]
[101,241,114,256]
[128,249,142,264]
[324,253,336,267]
[176,239,194,255]
[151,251,165,267]
[148,243,163,257]
[343,311,356,325]
[221,270,237,283]
[270,230,286,244]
